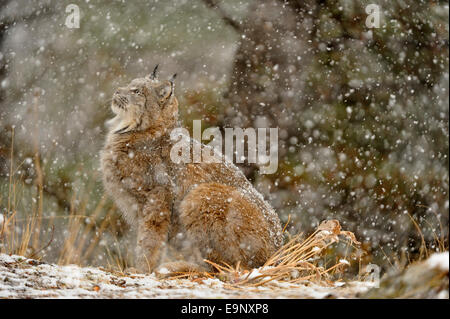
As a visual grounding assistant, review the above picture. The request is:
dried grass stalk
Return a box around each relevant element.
[170,219,361,287]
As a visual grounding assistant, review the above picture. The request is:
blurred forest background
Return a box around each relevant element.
[0,0,448,274]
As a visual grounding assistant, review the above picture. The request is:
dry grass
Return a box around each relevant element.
[0,179,115,267]
[0,126,118,268]
[167,219,361,287]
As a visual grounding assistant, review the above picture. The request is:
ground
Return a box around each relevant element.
[0,253,447,299]
[0,253,375,299]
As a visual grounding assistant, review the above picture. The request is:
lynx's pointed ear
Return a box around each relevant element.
[148,64,159,80]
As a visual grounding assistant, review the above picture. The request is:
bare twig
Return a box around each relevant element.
[201,0,241,32]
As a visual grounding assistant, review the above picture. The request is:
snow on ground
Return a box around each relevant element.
[361,251,449,299]
[426,252,449,272]
[0,254,375,299]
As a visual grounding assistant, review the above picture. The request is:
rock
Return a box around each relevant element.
[361,252,449,299]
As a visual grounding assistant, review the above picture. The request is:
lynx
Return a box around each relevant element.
[100,65,283,274]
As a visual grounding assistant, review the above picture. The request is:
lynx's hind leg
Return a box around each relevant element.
[178,183,275,269]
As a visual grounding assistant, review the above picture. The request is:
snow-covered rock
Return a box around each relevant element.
[361,252,449,299]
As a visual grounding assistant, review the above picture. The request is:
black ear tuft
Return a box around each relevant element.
[148,64,159,80]
[169,73,177,84]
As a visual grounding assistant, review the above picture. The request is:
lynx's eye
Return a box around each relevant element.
[131,88,142,95]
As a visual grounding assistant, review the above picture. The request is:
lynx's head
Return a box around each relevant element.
[109,65,179,135]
